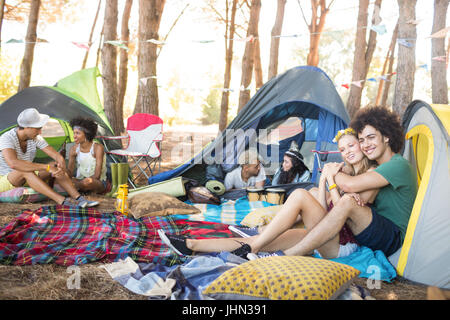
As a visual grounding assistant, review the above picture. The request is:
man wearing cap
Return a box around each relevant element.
[0,108,98,207]
[224,148,266,190]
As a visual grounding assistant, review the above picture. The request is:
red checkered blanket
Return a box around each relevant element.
[0,205,232,266]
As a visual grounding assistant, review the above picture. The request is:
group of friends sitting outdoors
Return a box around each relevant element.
[0,106,417,262]
[158,106,417,261]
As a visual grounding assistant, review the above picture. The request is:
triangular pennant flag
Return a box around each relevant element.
[6,38,24,43]
[341,84,350,89]
[192,40,215,44]
[139,76,157,86]
[428,27,450,39]
[367,77,377,82]
[370,24,387,35]
[140,77,148,86]
[351,80,363,88]
[418,64,428,71]
[72,41,90,50]
[246,35,255,42]
[432,55,447,62]
[397,39,414,48]
[406,19,422,25]
[105,40,129,51]
[146,39,166,45]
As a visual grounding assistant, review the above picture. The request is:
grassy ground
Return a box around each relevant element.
[0,127,429,300]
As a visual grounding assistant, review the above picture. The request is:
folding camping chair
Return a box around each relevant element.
[311,141,343,182]
[100,113,163,188]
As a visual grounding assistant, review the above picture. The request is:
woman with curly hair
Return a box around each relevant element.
[68,117,108,194]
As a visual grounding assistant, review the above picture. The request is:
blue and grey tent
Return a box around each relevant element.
[149,66,350,186]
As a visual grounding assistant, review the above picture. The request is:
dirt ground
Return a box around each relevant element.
[0,126,429,300]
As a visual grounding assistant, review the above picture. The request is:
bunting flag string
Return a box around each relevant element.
[71,41,90,50]
[138,60,436,93]
[2,24,447,48]
[338,58,443,90]
[104,40,129,51]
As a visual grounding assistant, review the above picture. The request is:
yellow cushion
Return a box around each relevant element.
[240,205,282,228]
[203,256,360,300]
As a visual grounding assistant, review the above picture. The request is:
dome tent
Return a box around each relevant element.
[388,100,450,289]
[0,67,121,161]
[148,66,350,186]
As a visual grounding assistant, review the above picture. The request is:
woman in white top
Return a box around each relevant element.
[68,117,107,194]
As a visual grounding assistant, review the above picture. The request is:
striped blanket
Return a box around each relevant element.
[0,206,232,267]
[175,197,276,226]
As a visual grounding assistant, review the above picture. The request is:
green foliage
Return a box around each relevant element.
[0,56,19,104]
[200,88,221,125]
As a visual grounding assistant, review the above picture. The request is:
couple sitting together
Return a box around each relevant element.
[223,141,310,191]
[159,106,417,260]
[0,108,109,208]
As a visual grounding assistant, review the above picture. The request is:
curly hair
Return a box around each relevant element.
[69,117,98,142]
[350,107,404,153]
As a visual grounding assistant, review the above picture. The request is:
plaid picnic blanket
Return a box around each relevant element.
[0,205,232,267]
[174,197,276,226]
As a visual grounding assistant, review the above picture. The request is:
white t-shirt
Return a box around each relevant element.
[224,166,266,190]
[0,128,49,175]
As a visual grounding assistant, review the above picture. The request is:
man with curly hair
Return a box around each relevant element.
[280,106,417,257]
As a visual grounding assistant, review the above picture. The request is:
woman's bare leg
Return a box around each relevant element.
[187,188,340,256]
[187,228,310,253]
[245,188,329,252]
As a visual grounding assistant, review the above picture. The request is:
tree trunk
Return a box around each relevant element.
[101,0,119,134]
[431,0,449,104]
[238,0,261,112]
[268,0,286,79]
[134,0,166,116]
[306,0,332,67]
[219,0,237,132]
[81,0,102,70]
[375,22,398,107]
[18,0,40,92]
[393,0,417,117]
[347,0,381,117]
[117,0,133,134]
[254,37,263,89]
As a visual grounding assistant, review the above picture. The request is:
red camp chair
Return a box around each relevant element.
[101,113,163,187]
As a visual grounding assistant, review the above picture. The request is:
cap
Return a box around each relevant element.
[17,108,50,128]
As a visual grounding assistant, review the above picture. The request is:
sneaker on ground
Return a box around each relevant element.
[230,242,253,259]
[62,198,79,208]
[247,250,285,260]
[228,226,259,238]
[157,229,193,256]
[76,196,99,208]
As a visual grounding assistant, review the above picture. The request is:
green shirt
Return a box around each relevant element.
[373,154,417,240]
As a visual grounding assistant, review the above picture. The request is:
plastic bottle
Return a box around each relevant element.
[115,184,129,216]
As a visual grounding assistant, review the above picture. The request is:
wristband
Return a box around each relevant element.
[46,164,50,172]
[328,183,337,191]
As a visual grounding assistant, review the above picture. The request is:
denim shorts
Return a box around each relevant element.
[354,207,403,257]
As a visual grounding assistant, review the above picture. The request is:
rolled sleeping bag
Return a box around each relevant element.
[205,180,226,196]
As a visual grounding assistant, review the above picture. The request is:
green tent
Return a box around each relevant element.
[0,67,120,161]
